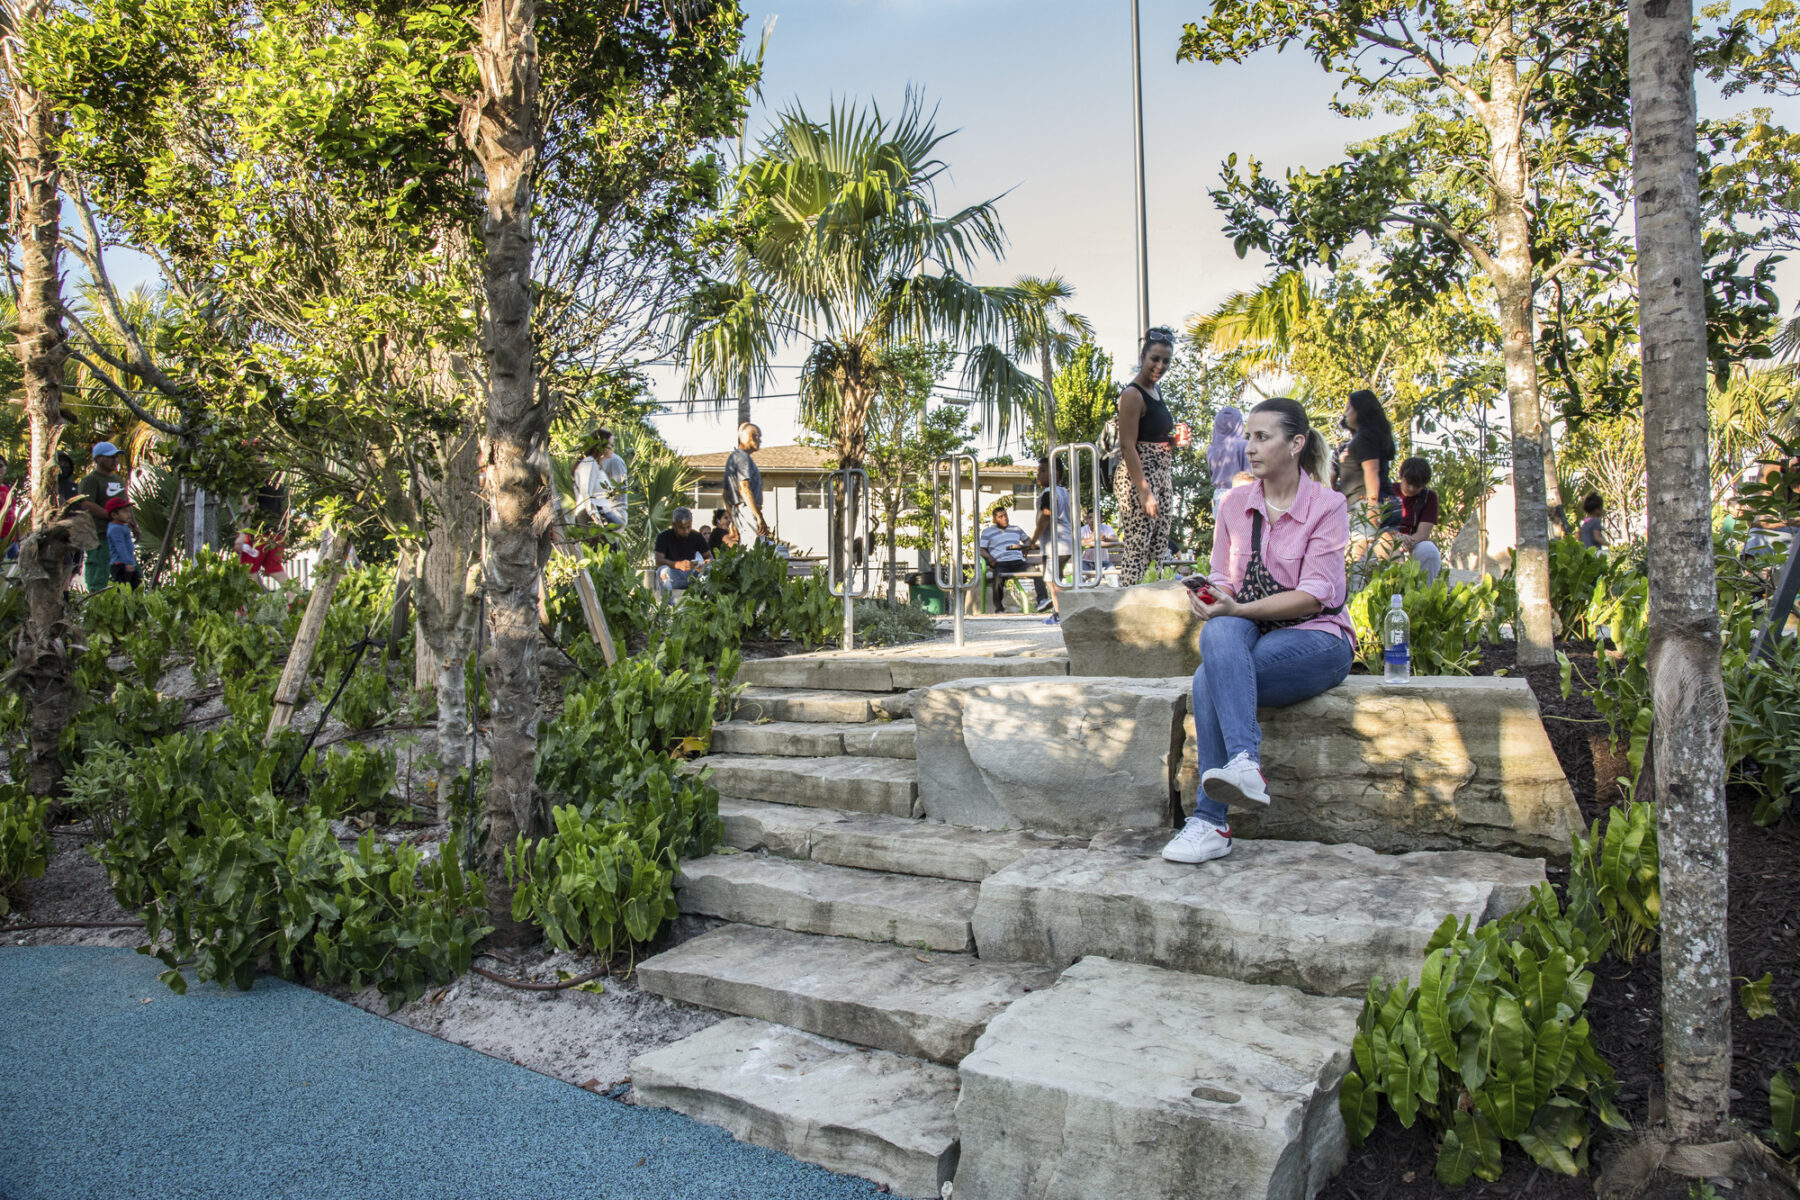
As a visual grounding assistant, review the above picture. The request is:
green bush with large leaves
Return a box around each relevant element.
[90,726,485,1007]
[1340,886,1628,1186]
[1565,800,1661,964]
[512,637,726,956]
[1349,559,1499,675]
[1582,523,1800,823]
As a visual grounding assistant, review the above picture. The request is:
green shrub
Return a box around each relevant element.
[853,598,937,647]
[64,743,135,839]
[515,642,726,956]
[62,684,186,759]
[0,782,50,916]
[1566,801,1660,963]
[506,800,685,959]
[333,664,393,732]
[1349,560,1498,675]
[1340,887,1627,1186]
[302,742,399,819]
[92,727,487,1007]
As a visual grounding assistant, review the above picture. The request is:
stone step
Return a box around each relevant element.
[972,841,1509,997]
[677,854,979,951]
[719,799,1086,882]
[732,687,913,724]
[711,719,916,759]
[954,957,1361,1200]
[636,924,1062,1065]
[693,755,918,818]
[739,652,1068,693]
[630,1017,960,1199]
[1085,827,1547,923]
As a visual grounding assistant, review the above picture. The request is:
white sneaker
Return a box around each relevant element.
[1162,816,1232,863]
[1201,753,1270,808]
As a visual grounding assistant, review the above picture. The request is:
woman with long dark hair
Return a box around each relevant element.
[1335,388,1397,528]
[1162,397,1355,864]
[1113,325,1178,584]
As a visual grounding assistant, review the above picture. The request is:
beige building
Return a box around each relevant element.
[681,444,1040,569]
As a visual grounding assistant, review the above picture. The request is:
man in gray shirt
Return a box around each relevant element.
[723,423,769,549]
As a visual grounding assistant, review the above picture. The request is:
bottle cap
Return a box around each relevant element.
[1390,594,1404,608]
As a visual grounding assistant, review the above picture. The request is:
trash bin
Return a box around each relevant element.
[906,574,948,615]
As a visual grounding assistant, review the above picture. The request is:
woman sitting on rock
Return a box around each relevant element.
[1163,397,1355,865]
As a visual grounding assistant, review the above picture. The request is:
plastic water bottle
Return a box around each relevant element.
[1383,593,1412,683]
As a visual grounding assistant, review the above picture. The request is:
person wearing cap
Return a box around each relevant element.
[105,497,142,588]
[78,442,128,591]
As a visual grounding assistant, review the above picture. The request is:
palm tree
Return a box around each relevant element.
[1185,270,1315,381]
[1010,273,1092,445]
[676,91,1038,467]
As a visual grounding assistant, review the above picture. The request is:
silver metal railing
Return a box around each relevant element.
[825,468,872,650]
[930,453,980,648]
[1045,441,1103,592]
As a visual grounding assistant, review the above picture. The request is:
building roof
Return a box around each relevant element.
[682,444,1036,478]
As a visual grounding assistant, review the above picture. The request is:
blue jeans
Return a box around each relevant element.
[1189,617,1354,826]
[656,565,694,598]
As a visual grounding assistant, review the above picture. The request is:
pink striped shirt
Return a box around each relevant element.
[1209,473,1355,643]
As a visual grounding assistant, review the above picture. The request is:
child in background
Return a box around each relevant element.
[1579,493,1606,550]
[1394,457,1442,583]
[105,498,142,588]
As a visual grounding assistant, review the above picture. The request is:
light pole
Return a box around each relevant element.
[1130,0,1150,339]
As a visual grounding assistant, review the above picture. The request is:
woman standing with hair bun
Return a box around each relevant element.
[1162,397,1355,865]
[1113,325,1178,584]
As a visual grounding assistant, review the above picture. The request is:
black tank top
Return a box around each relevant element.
[1122,383,1174,445]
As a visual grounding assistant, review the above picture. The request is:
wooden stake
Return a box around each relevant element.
[265,529,352,743]
[547,494,615,667]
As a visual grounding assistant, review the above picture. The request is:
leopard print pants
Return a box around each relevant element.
[1113,441,1174,586]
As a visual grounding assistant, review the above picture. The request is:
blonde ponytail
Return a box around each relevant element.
[1300,429,1327,482]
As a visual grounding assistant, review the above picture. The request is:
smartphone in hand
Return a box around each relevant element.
[1181,574,1217,604]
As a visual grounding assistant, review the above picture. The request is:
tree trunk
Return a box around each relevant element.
[1485,28,1556,666]
[462,0,544,941]
[1040,345,1057,448]
[415,434,484,814]
[5,0,77,797]
[737,393,751,429]
[1630,0,1733,1144]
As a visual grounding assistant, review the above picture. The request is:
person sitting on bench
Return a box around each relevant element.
[1163,397,1354,866]
[978,505,1045,613]
[654,507,710,599]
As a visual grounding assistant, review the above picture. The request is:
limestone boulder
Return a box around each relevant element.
[914,676,1187,834]
[631,1017,960,1199]
[1058,580,1205,677]
[1178,675,1582,860]
[954,957,1360,1200]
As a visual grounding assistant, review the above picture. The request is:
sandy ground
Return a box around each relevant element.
[5,809,722,1092]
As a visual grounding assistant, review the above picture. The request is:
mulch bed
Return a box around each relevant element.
[1318,641,1800,1199]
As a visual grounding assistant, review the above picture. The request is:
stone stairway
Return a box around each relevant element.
[631,647,1559,1200]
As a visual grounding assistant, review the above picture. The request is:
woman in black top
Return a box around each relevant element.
[1113,325,1178,585]
[1335,388,1397,530]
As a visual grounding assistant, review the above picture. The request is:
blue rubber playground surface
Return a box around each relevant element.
[0,945,884,1200]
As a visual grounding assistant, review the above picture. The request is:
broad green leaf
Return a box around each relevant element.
[1740,972,1776,1020]
[1339,1072,1379,1144]
[1418,948,1459,1063]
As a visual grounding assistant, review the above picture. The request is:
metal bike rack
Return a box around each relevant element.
[1044,441,1103,593]
[931,453,980,648]
[825,468,872,650]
